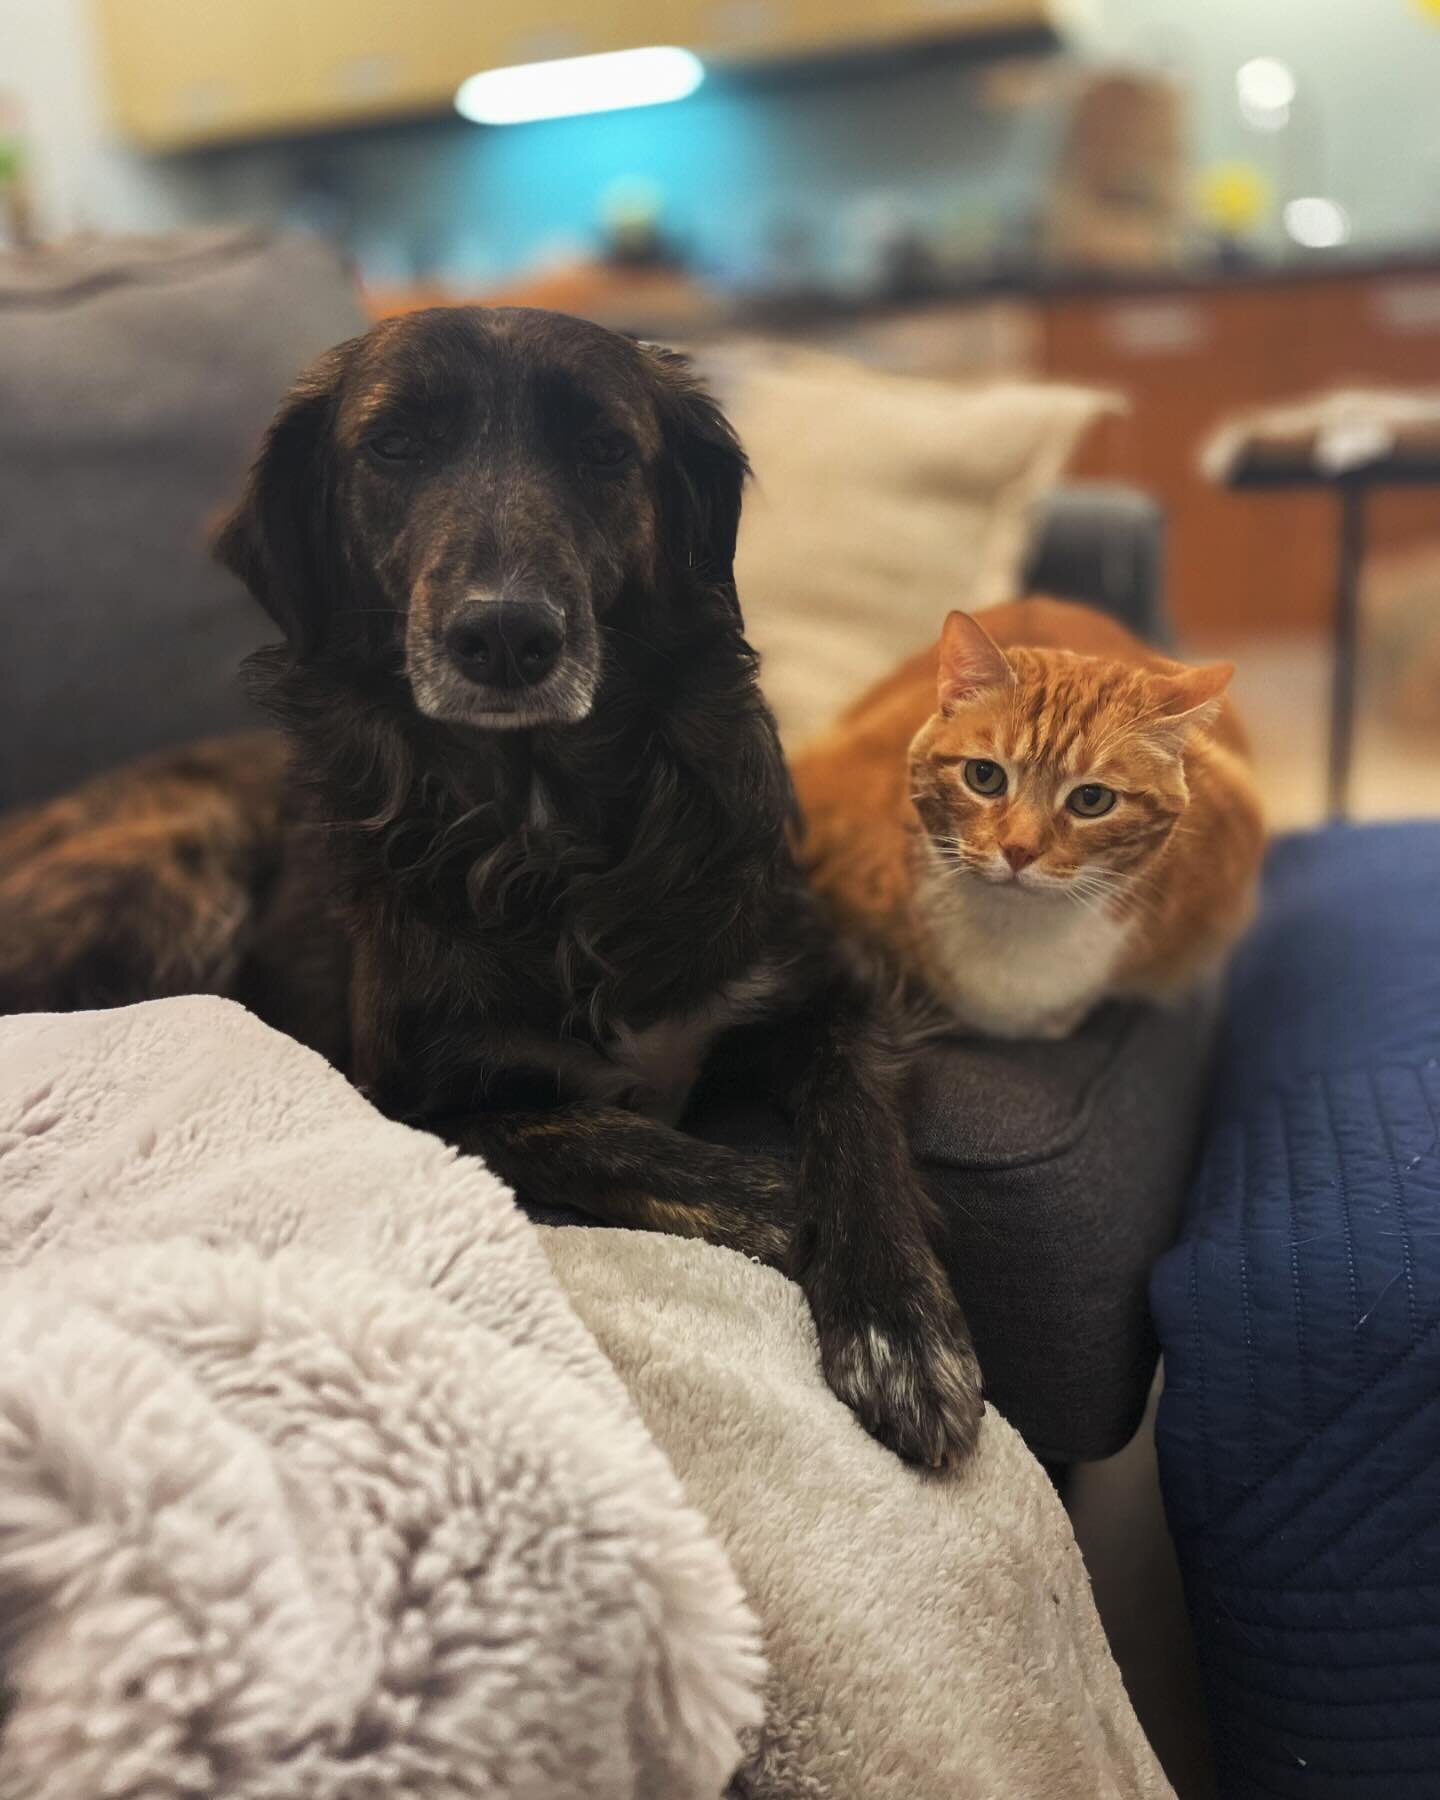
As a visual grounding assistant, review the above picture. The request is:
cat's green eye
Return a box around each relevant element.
[963,759,1007,798]
[1067,783,1117,818]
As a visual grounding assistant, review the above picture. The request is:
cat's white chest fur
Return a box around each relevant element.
[915,852,1133,1040]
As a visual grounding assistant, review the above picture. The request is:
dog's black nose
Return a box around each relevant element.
[444,599,564,690]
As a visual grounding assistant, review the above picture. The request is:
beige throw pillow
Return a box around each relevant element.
[708,345,1118,742]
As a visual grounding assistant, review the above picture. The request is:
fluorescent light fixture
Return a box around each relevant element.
[455,46,704,126]
[1284,196,1351,249]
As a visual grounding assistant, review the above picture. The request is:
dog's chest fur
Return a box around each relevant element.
[508,963,782,1123]
[270,647,796,1115]
[913,847,1132,1039]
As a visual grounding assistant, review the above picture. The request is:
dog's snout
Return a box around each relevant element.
[444,599,565,690]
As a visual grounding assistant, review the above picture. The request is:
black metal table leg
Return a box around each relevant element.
[1327,481,1367,820]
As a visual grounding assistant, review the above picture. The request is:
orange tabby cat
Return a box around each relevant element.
[792,598,1265,1040]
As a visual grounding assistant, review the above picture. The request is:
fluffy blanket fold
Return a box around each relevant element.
[0,998,1170,1800]
[548,1231,1174,1800]
[0,998,762,1800]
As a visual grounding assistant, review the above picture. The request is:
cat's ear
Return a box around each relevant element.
[1144,661,1234,742]
[939,611,1012,711]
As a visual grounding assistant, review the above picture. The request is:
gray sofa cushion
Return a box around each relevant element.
[0,229,366,809]
[917,997,1214,1462]
[684,992,1215,1466]
[1022,484,1170,649]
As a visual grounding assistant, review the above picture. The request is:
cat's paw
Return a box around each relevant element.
[818,1287,984,1469]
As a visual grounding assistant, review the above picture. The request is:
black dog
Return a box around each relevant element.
[7,307,982,1465]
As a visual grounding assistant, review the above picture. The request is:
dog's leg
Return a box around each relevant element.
[437,1106,797,1265]
[779,975,984,1468]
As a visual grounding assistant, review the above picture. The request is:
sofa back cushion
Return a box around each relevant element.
[710,344,1117,742]
[0,229,366,810]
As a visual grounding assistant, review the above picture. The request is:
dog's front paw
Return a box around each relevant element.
[817,1286,984,1469]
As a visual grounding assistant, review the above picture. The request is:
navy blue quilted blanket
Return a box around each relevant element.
[1153,821,1440,1798]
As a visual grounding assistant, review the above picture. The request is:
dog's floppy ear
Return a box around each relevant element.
[213,339,356,652]
[641,343,750,608]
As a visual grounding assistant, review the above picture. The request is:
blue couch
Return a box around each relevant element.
[1154,821,1440,1797]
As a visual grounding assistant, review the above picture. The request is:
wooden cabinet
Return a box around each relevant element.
[93,0,493,146]
[90,0,542,148]
[273,1,496,123]
[90,0,1062,148]
[1041,271,1440,638]
[787,267,1440,638]
[746,263,1440,639]
[1040,285,1331,637]
[687,0,1053,60]
[91,1,271,147]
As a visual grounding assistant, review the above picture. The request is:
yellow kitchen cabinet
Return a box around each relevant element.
[270,0,496,128]
[92,0,1062,149]
[91,1,274,147]
[92,0,519,148]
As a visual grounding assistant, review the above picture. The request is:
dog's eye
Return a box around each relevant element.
[577,430,633,472]
[367,429,424,465]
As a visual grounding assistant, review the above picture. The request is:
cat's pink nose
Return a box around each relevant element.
[1002,842,1039,873]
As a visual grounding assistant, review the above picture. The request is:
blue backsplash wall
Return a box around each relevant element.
[183,55,1057,292]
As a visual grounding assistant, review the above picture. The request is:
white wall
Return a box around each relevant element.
[1074,0,1440,248]
[0,0,186,236]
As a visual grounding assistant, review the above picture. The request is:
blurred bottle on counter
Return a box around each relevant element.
[932,200,1004,282]
[836,191,942,301]
[754,215,823,303]
[599,176,682,269]
[1194,162,1270,269]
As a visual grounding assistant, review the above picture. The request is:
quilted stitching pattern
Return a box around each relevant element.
[1153,823,1440,1798]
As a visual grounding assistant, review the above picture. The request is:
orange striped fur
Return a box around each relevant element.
[792,598,1266,1039]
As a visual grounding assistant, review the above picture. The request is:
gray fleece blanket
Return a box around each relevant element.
[0,998,1171,1800]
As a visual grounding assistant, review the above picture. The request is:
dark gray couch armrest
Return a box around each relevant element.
[1023,484,1171,647]
[915,993,1218,1462]
[684,986,1218,1466]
